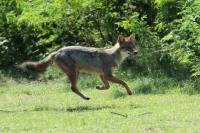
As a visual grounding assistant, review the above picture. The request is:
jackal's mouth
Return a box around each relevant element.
[128,51,135,55]
[133,51,138,55]
[133,50,138,55]
[127,51,133,55]
[127,52,132,56]
[129,51,138,56]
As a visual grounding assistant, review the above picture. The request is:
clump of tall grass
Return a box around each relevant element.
[133,76,177,94]
[111,86,127,99]
[111,75,178,98]
[180,79,200,95]
[133,77,154,94]
[78,74,99,89]
[0,71,9,83]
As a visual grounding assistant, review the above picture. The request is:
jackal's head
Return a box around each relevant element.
[117,34,138,57]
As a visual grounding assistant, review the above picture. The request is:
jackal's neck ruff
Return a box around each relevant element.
[106,43,128,66]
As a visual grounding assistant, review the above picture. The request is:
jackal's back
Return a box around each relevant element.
[54,46,116,73]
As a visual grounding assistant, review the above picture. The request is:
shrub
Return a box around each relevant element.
[158,0,200,77]
[134,77,154,94]
[180,79,200,95]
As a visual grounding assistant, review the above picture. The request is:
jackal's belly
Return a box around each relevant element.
[77,65,104,75]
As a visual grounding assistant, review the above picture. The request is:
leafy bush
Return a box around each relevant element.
[160,0,200,77]
[155,0,185,23]
[117,11,161,74]
[0,0,199,88]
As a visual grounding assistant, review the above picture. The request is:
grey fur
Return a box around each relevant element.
[53,40,137,74]
[19,34,138,100]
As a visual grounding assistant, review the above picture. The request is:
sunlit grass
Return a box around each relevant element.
[0,78,200,132]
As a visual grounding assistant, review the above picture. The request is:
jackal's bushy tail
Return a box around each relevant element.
[17,52,56,73]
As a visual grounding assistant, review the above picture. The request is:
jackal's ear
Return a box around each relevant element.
[118,35,125,45]
[129,34,135,41]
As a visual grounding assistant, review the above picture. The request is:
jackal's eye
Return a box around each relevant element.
[126,45,132,49]
[123,47,129,50]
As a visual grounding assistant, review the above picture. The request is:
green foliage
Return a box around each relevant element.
[155,0,185,23]
[192,63,200,77]
[0,0,199,79]
[118,12,159,47]
[160,0,200,77]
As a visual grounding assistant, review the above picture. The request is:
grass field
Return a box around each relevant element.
[0,77,200,133]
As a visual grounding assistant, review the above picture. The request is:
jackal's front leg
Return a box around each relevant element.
[105,75,132,95]
[96,75,110,90]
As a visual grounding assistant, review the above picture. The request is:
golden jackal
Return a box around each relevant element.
[18,34,138,100]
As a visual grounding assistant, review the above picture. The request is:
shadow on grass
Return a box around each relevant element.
[33,105,114,112]
[0,104,146,113]
[0,109,20,113]
[66,105,114,112]
[0,105,114,113]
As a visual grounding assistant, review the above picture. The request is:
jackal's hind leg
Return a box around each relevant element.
[56,62,90,100]
[69,71,90,100]
[96,75,110,90]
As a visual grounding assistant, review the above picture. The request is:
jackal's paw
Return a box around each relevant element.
[128,91,132,95]
[96,86,109,90]
[83,97,90,100]
[96,86,101,90]
[96,86,104,90]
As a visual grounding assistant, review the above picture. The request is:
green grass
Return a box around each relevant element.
[1,77,200,133]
